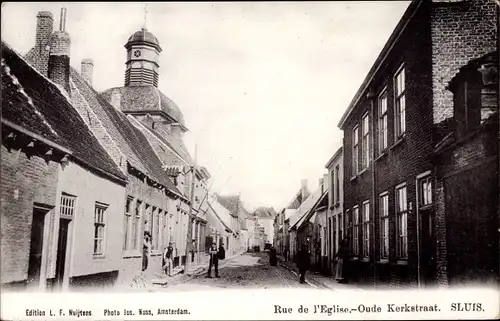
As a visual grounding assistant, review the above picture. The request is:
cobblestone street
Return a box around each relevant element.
[161,252,311,291]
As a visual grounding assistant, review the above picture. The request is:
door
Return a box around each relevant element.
[55,218,70,289]
[27,208,47,287]
[420,208,436,286]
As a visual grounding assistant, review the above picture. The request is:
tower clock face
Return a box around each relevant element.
[133,49,141,58]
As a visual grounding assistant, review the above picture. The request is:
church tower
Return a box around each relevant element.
[124,27,162,87]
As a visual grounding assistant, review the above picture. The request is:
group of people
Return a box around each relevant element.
[140,231,226,281]
[291,238,350,285]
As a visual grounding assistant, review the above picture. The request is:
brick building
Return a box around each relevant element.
[337,0,498,288]
[1,41,127,291]
[434,52,498,286]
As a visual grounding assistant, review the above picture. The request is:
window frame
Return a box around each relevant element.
[419,174,433,207]
[395,183,408,260]
[123,196,134,251]
[394,64,406,139]
[132,200,142,251]
[352,206,360,257]
[362,200,370,259]
[335,164,340,204]
[94,202,109,256]
[352,125,359,175]
[362,113,370,169]
[379,192,389,260]
[60,193,77,219]
[378,88,388,153]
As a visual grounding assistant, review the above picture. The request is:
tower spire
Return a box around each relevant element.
[142,3,148,31]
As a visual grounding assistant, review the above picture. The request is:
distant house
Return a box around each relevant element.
[1,41,127,291]
[325,147,343,276]
[217,195,251,255]
[253,207,278,245]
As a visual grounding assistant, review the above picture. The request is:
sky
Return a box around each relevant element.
[1,1,411,211]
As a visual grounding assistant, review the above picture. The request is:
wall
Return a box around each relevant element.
[119,173,174,285]
[431,0,498,123]
[51,161,125,289]
[1,144,59,285]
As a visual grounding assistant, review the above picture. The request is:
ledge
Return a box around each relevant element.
[419,204,434,211]
[122,251,142,259]
[375,151,388,162]
[361,258,370,263]
[93,254,106,259]
[389,135,406,151]
[396,260,408,266]
[377,259,389,264]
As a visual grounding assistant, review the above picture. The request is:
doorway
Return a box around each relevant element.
[27,207,49,288]
[420,208,436,286]
[54,218,70,289]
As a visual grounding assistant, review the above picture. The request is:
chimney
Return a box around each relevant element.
[300,179,308,200]
[81,59,94,86]
[48,8,71,95]
[319,178,324,194]
[323,173,328,193]
[35,11,54,51]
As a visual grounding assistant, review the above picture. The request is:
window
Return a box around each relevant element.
[362,114,370,168]
[145,204,151,233]
[335,165,340,204]
[379,193,389,259]
[420,176,432,207]
[378,90,388,152]
[94,202,108,255]
[132,200,142,250]
[331,170,335,204]
[60,193,76,218]
[123,196,133,251]
[362,201,370,259]
[339,213,344,242]
[394,66,406,138]
[352,125,359,175]
[353,207,359,257]
[152,206,159,250]
[395,184,408,259]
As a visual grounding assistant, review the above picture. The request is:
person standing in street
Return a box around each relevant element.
[296,243,310,284]
[335,238,349,283]
[163,242,174,277]
[206,242,219,278]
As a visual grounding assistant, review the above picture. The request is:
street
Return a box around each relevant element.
[163,252,311,291]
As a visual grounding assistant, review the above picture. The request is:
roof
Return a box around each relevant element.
[208,198,233,233]
[337,0,422,129]
[253,207,278,219]
[290,185,328,231]
[297,190,329,230]
[69,68,182,197]
[285,187,310,210]
[100,86,186,128]
[325,146,343,169]
[217,195,251,218]
[125,28,162,52]
[1,42,126,183]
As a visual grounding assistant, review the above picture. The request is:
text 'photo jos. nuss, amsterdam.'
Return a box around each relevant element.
[0,0,499,320]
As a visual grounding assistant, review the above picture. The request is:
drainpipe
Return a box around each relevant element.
[367,88,377,289]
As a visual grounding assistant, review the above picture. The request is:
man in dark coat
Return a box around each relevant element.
[206,243,220,278]
[296,243,310,284]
